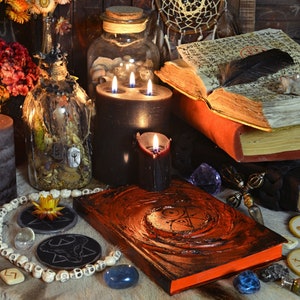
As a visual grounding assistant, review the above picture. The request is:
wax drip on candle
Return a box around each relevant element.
[146,79,152,96]
[129,72,135,88]
[112,76,118,93]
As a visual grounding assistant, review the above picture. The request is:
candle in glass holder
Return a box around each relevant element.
[0,114,16,204]
[93,78,172,186]
[136,132,171,191]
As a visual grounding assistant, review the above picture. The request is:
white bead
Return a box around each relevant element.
[110,250,122,261]
[60,189,71,198]
[83,264,95,276]
[82,189,91,195]
[1,247,14,258]
[8,252,20,264]
[39,191,50,198]
[28,193,39,201]
[71,190,82,197]
[42,269,56,283]
[10,198,20,209]
[104,256,116,266]
[0,208,8,218]
[18,196,29,205]
[32,265,44,278]
[94,260,106,272]
[23,262,35,273]
[56,270,70,282]
[50,189,60,199]
[0,242,8,250]
[92,187,103,194]
[2,203,13,212]
[69,268,83,279]
[16,255,29,267]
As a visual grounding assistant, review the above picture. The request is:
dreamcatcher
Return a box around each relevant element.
[151,0,240,61]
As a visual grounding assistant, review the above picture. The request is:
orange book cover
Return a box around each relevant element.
[74,180,286,295]
[172,91,300,162]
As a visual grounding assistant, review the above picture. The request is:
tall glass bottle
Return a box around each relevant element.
[87,6,160,98]
[23,47,94,190]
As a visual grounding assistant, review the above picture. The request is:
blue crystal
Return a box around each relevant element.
[233,270,261,294]
[103,264,139,289]
[187,163,222,195]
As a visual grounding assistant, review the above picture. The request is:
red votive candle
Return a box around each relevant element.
[136,132,171,191]
[0,114,16,204]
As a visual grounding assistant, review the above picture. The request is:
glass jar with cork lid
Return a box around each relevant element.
[87,6,160,98]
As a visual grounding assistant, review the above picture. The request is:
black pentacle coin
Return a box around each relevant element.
[36,234,102,269]
[18,205,78,234]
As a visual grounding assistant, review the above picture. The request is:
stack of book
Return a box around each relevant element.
[156,28,300,163]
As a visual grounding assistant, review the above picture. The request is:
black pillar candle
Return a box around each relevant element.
[136,132,171,191]
[93,81,172,186]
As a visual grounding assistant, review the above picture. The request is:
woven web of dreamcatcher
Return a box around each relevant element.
[154,0,226,38]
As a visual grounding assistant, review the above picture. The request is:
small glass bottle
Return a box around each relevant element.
[87,6,160,98]
[23,47,94,190]
[281,276,300,296]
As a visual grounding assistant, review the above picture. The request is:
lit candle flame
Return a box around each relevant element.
[147,79,153,96]
[129,72,135,88]
[112,76,118,93]
[153,134,159,152]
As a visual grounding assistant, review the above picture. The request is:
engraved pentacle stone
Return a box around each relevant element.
[36,234,102,269]
[18,205,78,234]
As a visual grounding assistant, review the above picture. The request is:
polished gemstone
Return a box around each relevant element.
[103,264,139,289]
[233,270,260,294]
[14,227,35,250]
[188,163,222,195]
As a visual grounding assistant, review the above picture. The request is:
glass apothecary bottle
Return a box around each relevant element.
[22,47,94,190]
[87,5,160,98]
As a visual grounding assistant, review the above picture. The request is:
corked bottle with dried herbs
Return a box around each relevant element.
[22,46,94,190]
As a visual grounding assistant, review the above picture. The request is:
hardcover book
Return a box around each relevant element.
[155,28,300,131]
[74,180,286,295]
[172,90,300,162]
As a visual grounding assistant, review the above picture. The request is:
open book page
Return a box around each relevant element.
[174,29,300,130]
[208,80,300,130]
[177,28,300,81]
[156,59,209,99]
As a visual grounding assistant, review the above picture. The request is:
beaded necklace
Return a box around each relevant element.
[0,187,121,283]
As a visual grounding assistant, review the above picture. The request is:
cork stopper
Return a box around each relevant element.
[102,6,147,34]
[105,6,144,21]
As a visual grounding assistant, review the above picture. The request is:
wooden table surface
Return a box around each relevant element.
[0,164,299,300]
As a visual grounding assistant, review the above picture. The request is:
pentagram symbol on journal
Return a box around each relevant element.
[146,206,210,234]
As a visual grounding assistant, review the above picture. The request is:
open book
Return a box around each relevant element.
[156,29,300,131]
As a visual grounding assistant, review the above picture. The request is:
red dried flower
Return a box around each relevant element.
[0,39,40,102]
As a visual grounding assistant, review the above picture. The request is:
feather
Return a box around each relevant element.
[218,48,294,87]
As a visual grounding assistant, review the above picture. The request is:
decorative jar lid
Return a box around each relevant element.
[102,6,147,34]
